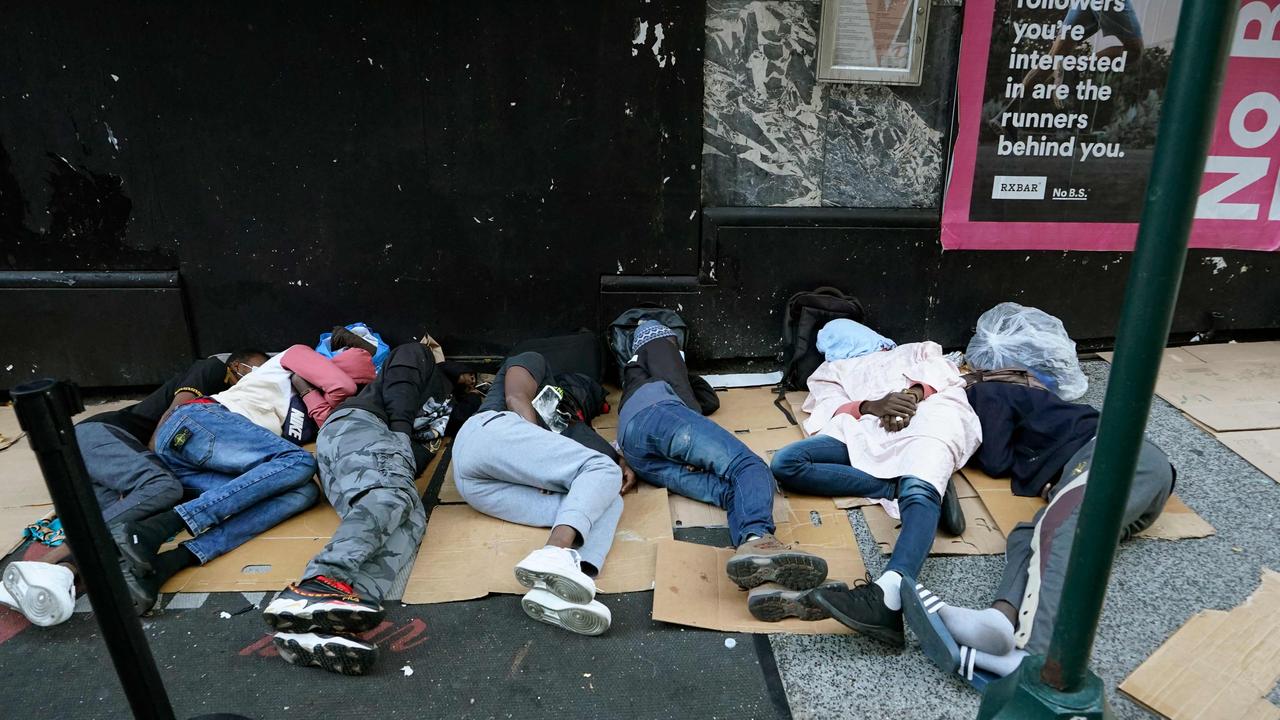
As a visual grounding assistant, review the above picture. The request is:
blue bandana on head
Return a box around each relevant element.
[816,319,896,361]
[633,320,678,355]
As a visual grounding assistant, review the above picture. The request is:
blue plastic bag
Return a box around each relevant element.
[315,322,391,372]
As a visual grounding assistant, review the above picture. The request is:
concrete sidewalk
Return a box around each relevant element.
[773,359,1280,719]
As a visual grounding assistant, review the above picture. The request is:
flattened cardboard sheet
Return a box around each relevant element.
[402,484,672,604]
[1139,495,1216,541]
[1101,344,1280,432]
[0,400,137,552]
[652,497,866,634]
[668,492,791,530]
[1217,430,1280,484]
[0,505,52,555]
[961,467,1046,535]
[161,537,329,593]
[962,467,1215,541]
[783,391,811,433]
[862,474,1007,556]
[1181,340,1280,365]
[438,465,464,504]
[1119,569,1280,720]
[651,540,856,635]
[710,387,792,432]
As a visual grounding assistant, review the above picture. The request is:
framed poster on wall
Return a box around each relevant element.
[817,0,931,85]
[941,0,1280,251]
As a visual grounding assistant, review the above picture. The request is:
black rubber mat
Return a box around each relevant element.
[0,583,786,719]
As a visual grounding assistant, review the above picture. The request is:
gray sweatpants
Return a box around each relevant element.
[452,410,624,574]
[996,438,1174,654]
[76,422,183,527]
[304,408,426,602]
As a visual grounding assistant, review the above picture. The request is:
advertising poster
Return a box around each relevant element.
[942,0,1280,251]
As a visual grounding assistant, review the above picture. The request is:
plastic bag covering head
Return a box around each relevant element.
[816,319,896,361]
[315,323,391,372]
[965,302,1088,401]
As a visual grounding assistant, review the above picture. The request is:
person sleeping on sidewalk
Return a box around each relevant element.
[770,319,979,646]
[616,321,833,623]
[450,350,630,637]
[900,381,1173,689]
[111,329,379,616]
[0,350,268,628]
[262,342,471,676]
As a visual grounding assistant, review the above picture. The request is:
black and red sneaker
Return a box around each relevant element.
[262,575,384,634]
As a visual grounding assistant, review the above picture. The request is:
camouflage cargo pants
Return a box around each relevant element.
[304,408,425,602]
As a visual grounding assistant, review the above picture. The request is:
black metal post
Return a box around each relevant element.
[12,379,178,719]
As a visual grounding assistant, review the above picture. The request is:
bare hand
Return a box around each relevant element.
[291,373,315,397]
[861,392,917,433]
[618,457,638,495]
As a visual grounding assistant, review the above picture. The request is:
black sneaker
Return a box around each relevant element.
[810,575,905,647]
[274,632,379,676]
[262,575,384,634]
[746,581,849,622]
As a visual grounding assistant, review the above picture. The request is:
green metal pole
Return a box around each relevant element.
[977,0,1237,717]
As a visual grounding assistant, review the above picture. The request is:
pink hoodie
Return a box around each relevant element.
[279,344,377,426]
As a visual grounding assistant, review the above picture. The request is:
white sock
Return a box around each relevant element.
[973,648,1028,678]
[875,571,903,611]
[938,605,1016,656]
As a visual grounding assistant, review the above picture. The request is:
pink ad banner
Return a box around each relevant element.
[942,0,1280,251]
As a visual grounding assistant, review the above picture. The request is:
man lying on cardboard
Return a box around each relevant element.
[1,350,268,628]
[617,321,832,622]
[264,340,473,676]
[451,350,631,637]
[901,379,1174,690]
[113,330,379,614]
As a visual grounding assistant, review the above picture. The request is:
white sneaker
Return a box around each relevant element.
[273,631,378,676]
[521,588,611,636]
[2,561,76,627]
[514,546,596,604]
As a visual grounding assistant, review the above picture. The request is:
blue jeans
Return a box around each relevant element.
[75,422,183,527]
[620,401,774,547]
[771,434,940,578]
[154,403,319,563]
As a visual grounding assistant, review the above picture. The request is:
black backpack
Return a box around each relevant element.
[607,306,688,382]
[778,287,866,390]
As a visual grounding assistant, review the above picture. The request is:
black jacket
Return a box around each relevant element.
[966,382,1099,497]
[342,343,451,434]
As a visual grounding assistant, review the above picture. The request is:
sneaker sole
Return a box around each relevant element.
[274,633,378,676]
[262,598,384,634]
[520,596,610,636]
[747,582,848,622]
[514,567,594,604]
[725,551,829,591]
[811,592,905,648]
[3,565,72,627]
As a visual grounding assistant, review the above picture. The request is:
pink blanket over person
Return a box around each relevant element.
[802,341,982,517]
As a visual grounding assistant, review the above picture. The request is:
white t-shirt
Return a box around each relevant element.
[211,354,292,435]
